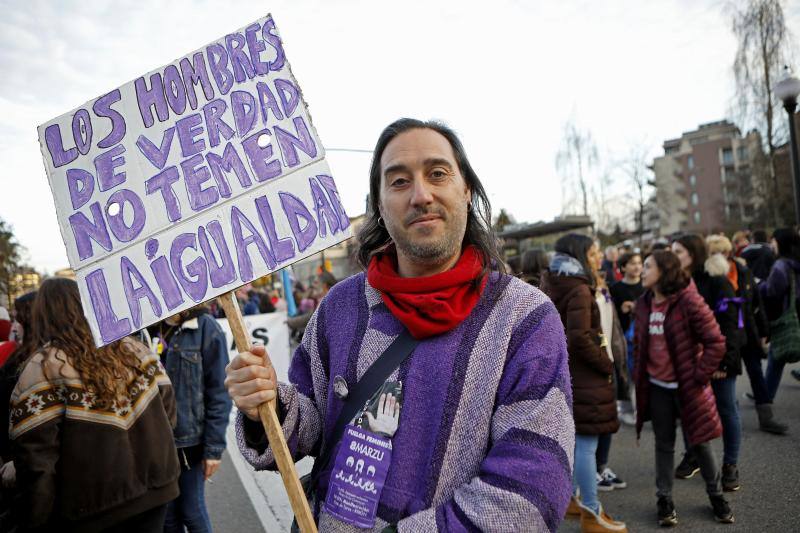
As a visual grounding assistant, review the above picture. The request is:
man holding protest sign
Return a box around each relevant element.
[227,119,575,532]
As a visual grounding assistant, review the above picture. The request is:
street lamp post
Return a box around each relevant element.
[775,66,800,227]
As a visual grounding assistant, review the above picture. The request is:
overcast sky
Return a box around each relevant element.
[1,0,798,273]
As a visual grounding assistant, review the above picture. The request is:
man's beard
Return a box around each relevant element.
[388,205,468,265]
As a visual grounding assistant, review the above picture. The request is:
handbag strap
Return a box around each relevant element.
[306,330,419,494]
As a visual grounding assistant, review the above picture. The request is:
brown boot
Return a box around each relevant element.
[566,495,582,518]
[580,504,628,532]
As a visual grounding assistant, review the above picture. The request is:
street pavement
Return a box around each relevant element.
[208,369,800,532]
[559,372,800,532]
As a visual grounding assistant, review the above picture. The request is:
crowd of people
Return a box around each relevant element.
[0,116,797,533]
[516,227,799,531]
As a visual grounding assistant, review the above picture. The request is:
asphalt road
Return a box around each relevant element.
[207,369,800,533]
[558,372,800,533]
[206,454,264,533]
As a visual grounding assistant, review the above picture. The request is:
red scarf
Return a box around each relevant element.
[367,245,487,339]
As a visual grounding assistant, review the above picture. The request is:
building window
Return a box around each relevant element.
[694,211,701,224]
[737,146,748,162]
[687,155,694,169]
[689,175,696,187]
[691,192,699,206]
[721,148,734,166]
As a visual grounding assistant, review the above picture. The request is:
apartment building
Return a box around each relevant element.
[652,120,762,235]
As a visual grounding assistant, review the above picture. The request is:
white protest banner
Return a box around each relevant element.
[38,14,352,347]
[216,311,292,381]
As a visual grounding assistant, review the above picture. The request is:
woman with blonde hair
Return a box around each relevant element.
[706,235,786,435]
[9,277,179,532]
[731,231,750,257]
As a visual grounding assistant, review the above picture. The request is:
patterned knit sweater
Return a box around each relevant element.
[236,272,574,532]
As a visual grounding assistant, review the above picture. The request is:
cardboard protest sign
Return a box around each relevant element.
[38,14,351,347]
[216,311,291,380]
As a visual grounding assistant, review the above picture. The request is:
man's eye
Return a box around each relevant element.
[391,178,408,187]
[431,169,448,179]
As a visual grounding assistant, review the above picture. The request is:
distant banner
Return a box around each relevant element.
[216,311,292,381]
[38,14,352,346]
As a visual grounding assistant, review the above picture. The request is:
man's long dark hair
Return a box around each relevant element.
[356,118,504,277]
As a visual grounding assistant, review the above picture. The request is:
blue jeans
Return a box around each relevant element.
[164,447,212,533]
[711,376,742,466]
[573,434,600,513]
[765,349,785,401]
[742,348,771,404]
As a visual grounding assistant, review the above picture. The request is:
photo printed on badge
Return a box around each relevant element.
[354,381,402,438]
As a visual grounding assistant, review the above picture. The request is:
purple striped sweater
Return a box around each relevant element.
[236,272,574,532]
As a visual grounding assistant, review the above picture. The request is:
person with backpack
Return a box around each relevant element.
[672,234,742,492]
[9,278,179,532]
[542,233,627,532]
[634,250,732,526]
[760,228,800,403]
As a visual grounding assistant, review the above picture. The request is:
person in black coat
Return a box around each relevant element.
[707,235,787,435]
[673,234,743,492]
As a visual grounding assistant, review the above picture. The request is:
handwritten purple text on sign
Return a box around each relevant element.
[37,14,351,346]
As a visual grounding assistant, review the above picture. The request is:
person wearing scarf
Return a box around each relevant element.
[541,235,628,533]
[225,119,575,532]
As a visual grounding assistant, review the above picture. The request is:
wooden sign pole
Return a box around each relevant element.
[217,291,317,533]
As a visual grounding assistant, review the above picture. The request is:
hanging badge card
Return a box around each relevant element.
[325,425,392,528]
[38,14,352,347]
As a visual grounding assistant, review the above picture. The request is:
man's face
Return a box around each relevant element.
[378,128,471,265]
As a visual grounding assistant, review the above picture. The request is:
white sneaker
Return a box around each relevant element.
[597,471,614,492]
[601,467,627,489]
[619,412,636,426]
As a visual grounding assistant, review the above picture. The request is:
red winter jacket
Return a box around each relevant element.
[633,282,725,446]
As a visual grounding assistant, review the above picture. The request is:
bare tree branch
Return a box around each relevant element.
[556,117,598,217]
[730,0,796,226]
